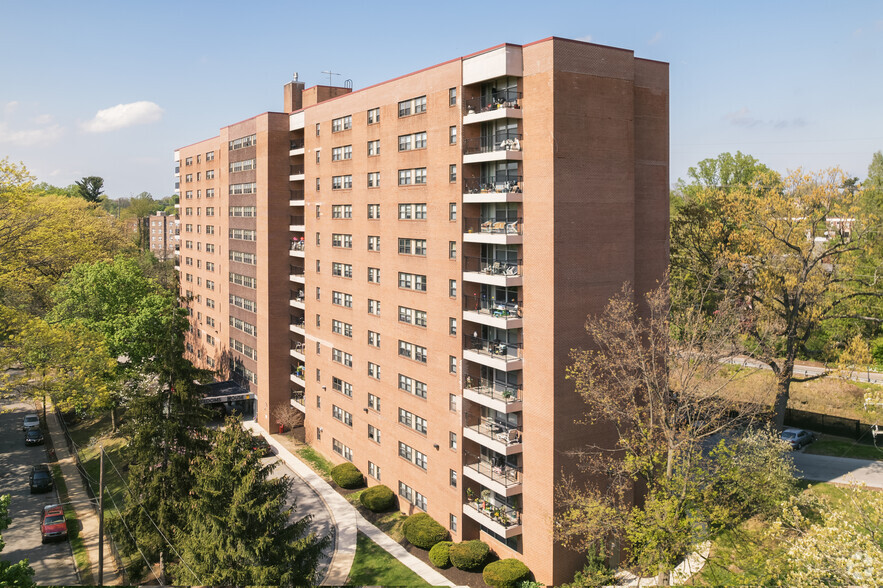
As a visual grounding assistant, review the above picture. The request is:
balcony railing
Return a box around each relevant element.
[463,294,523,319]
[464,455,522,487]
[463,256,522,277]
[290,215,305,226]
[291,315,305,328]
[464,336,523,361]
[464,377,522,404]
[465,418,522,445]
[290,139,304,150]
[463,91,523,115]
[291,364,305,379]
[465,499,522,528]
[464,176,523,194]
[292,341,305,354]
[290,265,305,277]
[463,217,522,235]
[290,189,305,201]
[290,240,305,251]
[463,134,523,156]
[292,390,305,404]
[290,165,305,175]
[291,290,305,303]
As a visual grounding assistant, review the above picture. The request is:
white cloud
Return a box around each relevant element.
[0,122,64,146]
[576,34,593,43]
[4,101,18,116]
[81,101,164,133]
[33,113,53,124]
[724,107,806,129]
[648,31,663,45]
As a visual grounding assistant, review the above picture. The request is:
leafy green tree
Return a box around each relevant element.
[170,419,329,586]
[74,175,104,202]
[123,192,160,249]
[0,495,35,587]
[557,281,796,583]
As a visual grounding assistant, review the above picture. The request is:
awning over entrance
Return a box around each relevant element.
[201,380,256,405]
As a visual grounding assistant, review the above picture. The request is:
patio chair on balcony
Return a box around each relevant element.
[506,221,518,234]
[497,428,521,445]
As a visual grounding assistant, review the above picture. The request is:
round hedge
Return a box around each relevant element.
[402,513,449,550]
[330,462,365,489]
[359,484,396,512]
[429,541,453,568]
[483,558,531,588]
[450,540,491,571]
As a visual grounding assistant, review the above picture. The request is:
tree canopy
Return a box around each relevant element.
[0,494,36,587]
[74,175,104,202]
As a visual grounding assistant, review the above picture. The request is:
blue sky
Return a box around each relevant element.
[1,0,881,198]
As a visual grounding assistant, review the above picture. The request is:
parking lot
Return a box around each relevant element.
[0,400,78,586]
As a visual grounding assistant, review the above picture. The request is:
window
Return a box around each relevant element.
[332,175,352,190]
[368,393,381,411]
[316,177,320,191]
[316,150,321,164]
[185,190,193,199]
[415,168,426,184]
[332,349,353,367]
[368,425,381,444]
[449,355,457,374]
[398,408,427,435]
[398,95,427,117]
[206,188,214,197]
[398,272,427,292]
[449,203,457,220]
[367,267,380,284]
[450,469,457,487]
[228,134,256,150]
[449,241,457,259]
[449,279,457,298]
[229,338,257,360]
[368,362,381,380]
[331,145,352,161]
[229,272,256,289]
[332,262,353,278]
[185,156,193,166]
[229,228,256,241]
[399,374,427,398]
[398,442,427,470]
[332,377,353,397]
[205,262,215,272]
[229,316,257,336]
[398,203,427,220]
[331,115,352,132]
[316,123,320,136]
[398,238,426,256]
[332,319,353,338]
[316,287,321,300]
[229,182,256,195]
[205,225,215,235]
[449,125,457,145]
[367,107,380,124]
[367,236,380,251]
[332,234,352,248]
[229,159,256,173]
[449,393,457,411]
[206,298,215,309]
[398,169,411,186]
[398,132,427,151]
[449,318,457,336]
[206,151,214,161]
[368,299,380,316]
[332,291,353,308]
[368,140,380,156]
[206,169,214,179]
[449,431,457,449]
[449,164,457,183]
[229,294,256,313]
[185,174,193,182]
[332,439,353,461]
[450,514,457,532]
[368,461,381,480]
[368,330,380,348]
[316,232,321,246]
[229,250,256,265]
[331,205,352,219]
[185,240,193,249]
[367,172,380,188]
[229,206,256,217]
[367,203,380,219]
[449,87,457,106]
[205,207,214,217]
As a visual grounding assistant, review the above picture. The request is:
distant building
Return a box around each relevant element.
[174,37,669,584]
[148,212,177,260]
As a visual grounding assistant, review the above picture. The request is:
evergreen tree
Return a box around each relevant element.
[170,419,330,587]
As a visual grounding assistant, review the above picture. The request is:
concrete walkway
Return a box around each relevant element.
[45,407,122,584]
[246,421,455,587]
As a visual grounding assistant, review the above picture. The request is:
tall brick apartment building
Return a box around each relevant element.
[174,37,668,584]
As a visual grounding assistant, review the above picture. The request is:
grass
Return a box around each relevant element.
[296,445,334,478]
[49,462,93,585]
[803,437,883,460]
[347,531,432,587]
[344,489,408,542]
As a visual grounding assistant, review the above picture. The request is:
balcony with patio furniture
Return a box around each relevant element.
[463,495,522,538]
[463,334,523,371]
[289,138,305,156]
[463,133,523,164]
[290,362,306,387]
[462,91,523,126]
[464,416,522,456]
[290,339,306,361]
[289,264,305,284]
[463,216,523,245]
[462,292,523,329]
[291,388,306,412]
[463,255,523,287]
[290,314,305,335]
[290,289,305,310]
[463,374,522,413]
[463,175,523,204]
[463,452,522,496]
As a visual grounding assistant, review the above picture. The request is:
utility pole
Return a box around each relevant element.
[98,445,104,586]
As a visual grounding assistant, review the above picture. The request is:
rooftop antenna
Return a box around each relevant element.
[293,72,299,82]
[321,70,340,86]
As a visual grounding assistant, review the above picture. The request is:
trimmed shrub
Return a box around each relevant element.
[450,539,491,571]
[359,484,396,512]
[429,541,453,568]
[483,558,531,588]
[402,512,449,550]
[330,462,365,489]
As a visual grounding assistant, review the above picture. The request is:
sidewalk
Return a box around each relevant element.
[46,408,121,585]
[246,421,455,587]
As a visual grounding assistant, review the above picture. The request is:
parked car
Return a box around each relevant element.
[250,434,274,457]
[22,413,40,431]
[24,428,44,446]
[29,465,54,493]
[40,504,68,543]
[781,428,815,450]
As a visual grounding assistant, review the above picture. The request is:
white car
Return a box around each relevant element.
[22,413,40,430]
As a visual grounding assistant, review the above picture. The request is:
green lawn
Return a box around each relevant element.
[802,438,883,460]
[345,489,407,542]
[347,532,432,587]
[296,445,334,478]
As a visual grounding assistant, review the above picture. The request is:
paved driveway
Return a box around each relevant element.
[0,401,79,586]
[791,451,883,489]
[265,456,334,580]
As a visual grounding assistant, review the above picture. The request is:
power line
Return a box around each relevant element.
[101,484,164,586]
[103,451,202,585]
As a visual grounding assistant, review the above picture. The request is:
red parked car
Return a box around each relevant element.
[40,504,68,544]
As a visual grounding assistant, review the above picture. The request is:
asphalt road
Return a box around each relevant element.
[266,455,334,581]
[791,450,883,489]
[0,400,79,586]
